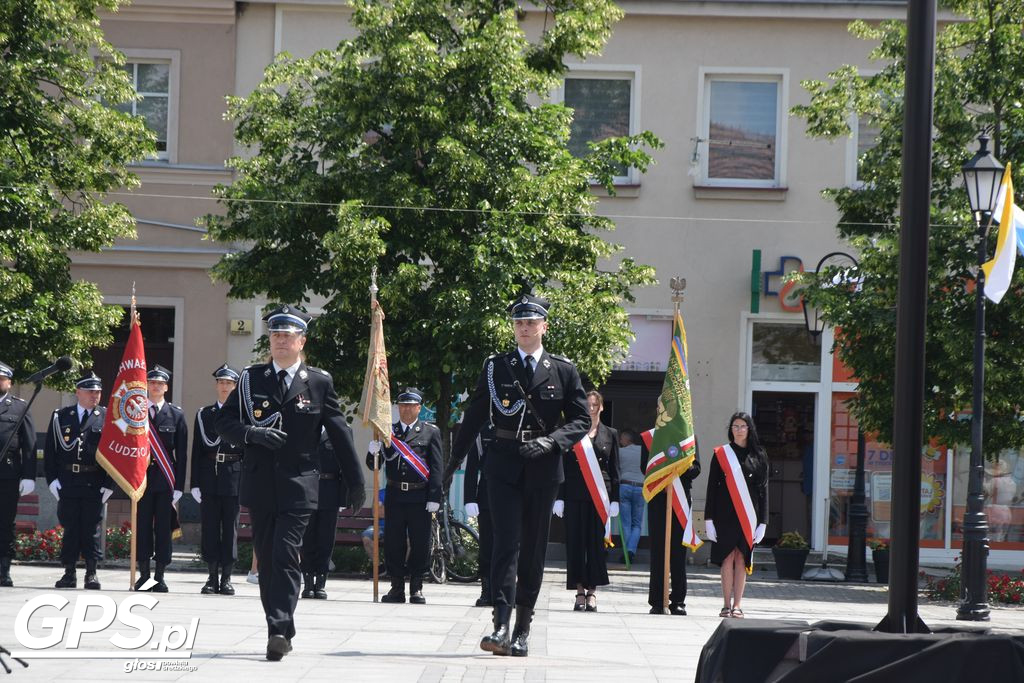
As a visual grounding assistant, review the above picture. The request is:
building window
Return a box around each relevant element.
[115,62,170,158]
[699,72,786,187]
[563,70,637,184]
[847,112,882,188]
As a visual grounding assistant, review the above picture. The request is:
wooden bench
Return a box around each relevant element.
[237,506,381,545]
[15,493,40,535]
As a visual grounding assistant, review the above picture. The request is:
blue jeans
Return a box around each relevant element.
[619,483,646,555]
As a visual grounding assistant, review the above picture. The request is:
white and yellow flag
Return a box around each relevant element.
[982,163,1016,304]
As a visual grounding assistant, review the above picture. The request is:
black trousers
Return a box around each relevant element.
[57,493,103,566]
[564,499,610,590]
[647,487,688,607]
[301,507,339,574]
[0,479,18,560]
[384,499,429,583]
[137,488,173,565]
[252,506,311,639]
[477,478,493,586]
[200,494,240,566]
[488,477,559,609]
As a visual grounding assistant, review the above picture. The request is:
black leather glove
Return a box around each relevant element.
[246,426,288,450]
[346,484,366,513]
[519,436,556,460]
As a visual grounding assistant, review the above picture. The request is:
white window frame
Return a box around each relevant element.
[845,70,881,189]
[118,48,181,163]
[556,64,641,185]
[696,67,788,188]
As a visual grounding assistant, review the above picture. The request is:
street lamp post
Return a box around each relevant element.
[957,134,1004,621]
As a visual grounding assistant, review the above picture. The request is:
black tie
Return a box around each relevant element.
[277,369,289,401]
[524,355,535,384]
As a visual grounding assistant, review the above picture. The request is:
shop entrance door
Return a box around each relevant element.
[752,391,815,544]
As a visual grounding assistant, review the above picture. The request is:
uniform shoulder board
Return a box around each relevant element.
[423,421,441,432]
[548,353,573,364]
[170,404,183,412]
[308,366,331,378]
[12,396,25,403]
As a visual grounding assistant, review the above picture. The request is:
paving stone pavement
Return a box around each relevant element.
[1,563,1021,682]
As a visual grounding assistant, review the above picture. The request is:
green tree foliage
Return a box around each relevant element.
[792,1,1024,454]
[0,0,155,385]
[207,0,660,453]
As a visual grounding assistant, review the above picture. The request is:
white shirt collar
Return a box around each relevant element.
[216,401,223,409]
[273,359,302,378]
[518,347,543,366]
[401,420,417,433]
[77,404,92,420]
[151,400,165,412]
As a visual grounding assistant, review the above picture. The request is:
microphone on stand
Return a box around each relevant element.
[24,356,74,384]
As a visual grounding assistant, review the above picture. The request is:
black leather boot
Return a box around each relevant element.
[475,578,492,607]
[135,560,151,591]
[480,605,512,655]
[84,560,101,590]
[202,563,219,594]
[509,606,534,657]
[55,564,77,589]
[0,557,12,587]
[313,573,328,599]
[219,566,235,596]
[301,573,315,599]
[152,563,169,593]
[409,578,425,604]
[381,580,405,603]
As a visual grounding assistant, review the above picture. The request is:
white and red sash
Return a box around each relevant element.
[714,444,758,551]
[148,429,175,489]
[572,435,612,545]
[641,429,703,550]
[392,437,429,481]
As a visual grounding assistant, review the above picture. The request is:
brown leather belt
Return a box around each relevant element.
[388,480,426,491]
[207,453,241,463]
[494,428,550,442]
[65,463,99,473]
[319,473,338,480]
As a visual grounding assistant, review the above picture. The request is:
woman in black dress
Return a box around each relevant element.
[557,390,620,612]
[703,411,768,618]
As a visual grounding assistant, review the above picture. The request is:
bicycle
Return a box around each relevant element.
[428,491,480,584]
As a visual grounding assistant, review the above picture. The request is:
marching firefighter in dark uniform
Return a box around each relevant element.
[191,363,243,596]
[451,291,589,657]
[44,372,113,590]
[136,365,188,592]
[367,388,443,604]
[216,305,365,662]
[0,361,37,587]
[300,429,345,600]
[462,422,496,606]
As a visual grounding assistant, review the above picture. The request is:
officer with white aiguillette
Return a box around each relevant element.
[451,290,589,657]
[0,361,36,588]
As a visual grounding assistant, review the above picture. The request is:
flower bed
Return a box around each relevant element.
[921,555,1024,605]
[14,523,134,562]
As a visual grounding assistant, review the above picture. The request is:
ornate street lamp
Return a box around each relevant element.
[957,133,1004,621]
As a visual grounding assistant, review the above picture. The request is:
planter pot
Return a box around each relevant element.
[872,548,890,584]
[772,547,810,580]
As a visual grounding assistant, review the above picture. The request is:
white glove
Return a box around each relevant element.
[705,519,718,542]
[19,478,35,496]
[465,502,480,518]
[49,479,61,501]
[609,502,620,518]
[754,523,767,544]
[552,500,564,518]
[100,487,114,504]
[426,501,440,513]
[368,440,381,454]
[191,487,202,504]
[172,490,183,505]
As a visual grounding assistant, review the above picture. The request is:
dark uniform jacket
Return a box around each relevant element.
[452,348,589,488]
[43,406,111,495]
[316,429,345,510]
[148,402,188,493]
[462,423,496,507]
[0,393,36,481]
[365,419,443,505]
[215,362,364,511]
[560,421,620,503]
[190,403,244,498]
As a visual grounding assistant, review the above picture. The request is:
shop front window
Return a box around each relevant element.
[951,448,1024,549]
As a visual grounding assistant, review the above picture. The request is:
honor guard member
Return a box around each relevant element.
[451,291,589,657]
[0,362,37,587]
[191,363,244,596]
[136,365,188,592]
[366,388,443,604]
[462,422,497,606]
[216,305,366,662]
[44,372,113,589]
[300,428,345,600]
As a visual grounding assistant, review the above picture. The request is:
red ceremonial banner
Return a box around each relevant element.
[96,317,149,502]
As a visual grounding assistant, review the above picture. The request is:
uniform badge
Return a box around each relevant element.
[264,368,272,377]
[543,359,551,368]
[299,369,308,380]
[282,305,290,313]
[521,296,528,304]
[93,410,100,416]
[296,395,310,410]
[3,399,10,405]
[254,409,263,418]
[502,399,510,407]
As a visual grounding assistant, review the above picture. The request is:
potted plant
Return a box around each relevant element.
[772,531,810,580]
[869,539,889,584]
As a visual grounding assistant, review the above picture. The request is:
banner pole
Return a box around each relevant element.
[617,514,630,569]
[130,498,137,591]
[372,436,381,603]
[662,483,673,613]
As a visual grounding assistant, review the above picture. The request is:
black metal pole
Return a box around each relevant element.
[846,430,869,582]
[876,0,935,634]
[957,213,991,621]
